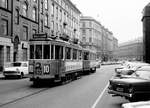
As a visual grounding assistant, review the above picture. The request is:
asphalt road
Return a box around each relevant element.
[0,65,129,108]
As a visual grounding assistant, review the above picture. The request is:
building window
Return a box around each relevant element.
[89,37,92,42]
[82,22,85,27]
[23,26,28,40]
[56,7,58,19]
[60,9,62,21]
[1,0,8,9]
[6,46,10,62]
[45,0,48,10]
[23,48,27,61]
[1,19,8,35]
[32,7,37,21]
[32,29,36,38]
[45,14,48,26]
[15,8,19,24]
[89,21,92,27]
[82,37,86,43]
[51,3,54,17]
[41,20,44,32]
[51,21,54,30]
[41,2,44,14]
[82,29,86,35]
[22,2,28,17]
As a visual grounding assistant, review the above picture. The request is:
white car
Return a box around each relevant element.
[3,61,28,78]
[115,62,150,77]
[122,101,150,108]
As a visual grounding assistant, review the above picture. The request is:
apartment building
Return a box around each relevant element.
[115,37,143,61]
[80,16,118,61]
[0,0,81,69]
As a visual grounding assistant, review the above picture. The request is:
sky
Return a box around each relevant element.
[71,0,150,43]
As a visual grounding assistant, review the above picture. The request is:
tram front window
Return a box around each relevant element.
[55,45,63,59]
[35,45,42,59]
[65,47,71,59]
[44,45,50,59]
[83,52,89,60]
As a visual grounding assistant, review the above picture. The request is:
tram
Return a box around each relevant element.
[28,33,97,85]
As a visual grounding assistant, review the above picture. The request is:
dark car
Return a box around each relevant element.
[108,69,150,101]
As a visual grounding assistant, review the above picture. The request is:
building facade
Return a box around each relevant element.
[142,3,150,63]
[114,37,143,61]
[0,0,81,69]
[80,16,102,57]
[80,16,118,61]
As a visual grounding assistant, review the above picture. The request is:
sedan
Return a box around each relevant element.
[108,69,150,101]
[3,61,28,79]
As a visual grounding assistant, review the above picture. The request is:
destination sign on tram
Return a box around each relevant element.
[33,33,47,38]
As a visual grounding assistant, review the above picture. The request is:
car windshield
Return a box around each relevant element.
[11,63,21,67]
[132,71,150,80]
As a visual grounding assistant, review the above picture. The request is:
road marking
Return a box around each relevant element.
[91,83,109,108]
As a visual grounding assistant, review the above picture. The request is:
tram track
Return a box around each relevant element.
[0,87,50,107]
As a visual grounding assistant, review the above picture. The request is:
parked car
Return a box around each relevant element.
[122,101,150,108]
[96,60,101,68]
[108,67,150,101]
[3,61,28,79]
[114,61,131,72]
[115,62,150,77]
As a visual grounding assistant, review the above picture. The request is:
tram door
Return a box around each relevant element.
[55,45,64,74]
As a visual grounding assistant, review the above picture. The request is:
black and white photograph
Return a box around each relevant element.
[0,0,150,108]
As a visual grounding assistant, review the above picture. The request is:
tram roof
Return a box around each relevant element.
[29,37,83,50]
[82,48,97,54]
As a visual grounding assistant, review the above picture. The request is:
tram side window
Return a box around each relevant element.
[73,49,77,60]
[79,50,82,60]
[65,47,71,59]
[44,45,50,59]
[35,45,42,59]
[51,45,54,59]
[83,52,89,60]
[30,45,34,59]
[55,45,63,59]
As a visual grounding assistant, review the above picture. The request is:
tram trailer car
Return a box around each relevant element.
[28,34,97,85]
[82,49,97,74]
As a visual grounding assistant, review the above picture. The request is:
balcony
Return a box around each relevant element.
[59,33,70,41]
[72,38,79,44]
[50,30,57,39]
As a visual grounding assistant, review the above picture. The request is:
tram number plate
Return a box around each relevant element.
[43,65,50,74]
